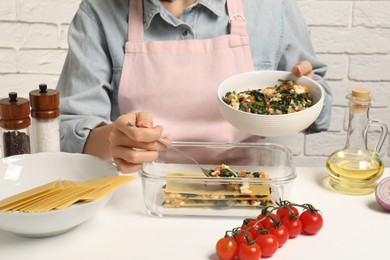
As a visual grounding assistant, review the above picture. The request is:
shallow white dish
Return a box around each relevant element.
[217,70,325,136]
[0,152,118,238]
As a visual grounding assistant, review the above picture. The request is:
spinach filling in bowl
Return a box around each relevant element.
[222,79,313,115]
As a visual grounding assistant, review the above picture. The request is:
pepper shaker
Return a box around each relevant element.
[29,83,60,153]
[0,92,32,157]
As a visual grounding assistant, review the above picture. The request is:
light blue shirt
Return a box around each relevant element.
[57,0,333,153]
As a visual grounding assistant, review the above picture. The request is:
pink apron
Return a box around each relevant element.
[119,0,255,142]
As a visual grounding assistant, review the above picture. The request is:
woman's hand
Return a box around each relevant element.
[109,112,168,173]
[292,60,313,78]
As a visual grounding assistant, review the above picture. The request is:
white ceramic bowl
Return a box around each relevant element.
[0,152,118,238]
[217,70,325,136]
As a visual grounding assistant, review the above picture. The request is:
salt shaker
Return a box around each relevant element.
[29,83,60,153]
[0,92,32,157]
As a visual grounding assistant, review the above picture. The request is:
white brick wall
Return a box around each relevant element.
[0,0,389,167]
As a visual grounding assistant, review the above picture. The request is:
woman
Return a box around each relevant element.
[57,0,332,173]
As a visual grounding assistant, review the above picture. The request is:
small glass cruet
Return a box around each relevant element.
[326,88,388,195]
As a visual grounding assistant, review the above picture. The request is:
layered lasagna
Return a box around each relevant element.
[163,165,272,208]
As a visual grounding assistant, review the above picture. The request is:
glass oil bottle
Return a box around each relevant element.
[326,88,388,195]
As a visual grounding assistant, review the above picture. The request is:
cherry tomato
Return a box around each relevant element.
[255,231,279,258]
[215,237,238,260]
[281,215,302,238]
[234,230,253,245]
[238,241,262,260]
[241,218,263,238]
[266,223,289,247]
[276,205,299,219]
[299,210,323,235]
[256,213,280,228]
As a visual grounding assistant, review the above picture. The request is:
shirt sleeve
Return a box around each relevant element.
[278,0,333,133]
[56,1,113,153]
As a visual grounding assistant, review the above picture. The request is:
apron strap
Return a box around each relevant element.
[226,0,248,36]
[128,0,143,42]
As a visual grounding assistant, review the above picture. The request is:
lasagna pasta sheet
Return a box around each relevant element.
[163,173,272,208]
[0,175,134,212]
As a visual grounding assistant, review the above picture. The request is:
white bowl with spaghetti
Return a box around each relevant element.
[0,153,118,238]
[217,70,324,136]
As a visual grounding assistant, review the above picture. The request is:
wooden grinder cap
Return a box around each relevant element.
[29,84,60,119]
[0,92,31,129]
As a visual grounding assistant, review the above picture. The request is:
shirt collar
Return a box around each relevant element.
[143,0,226,29]
[200,0,226,17]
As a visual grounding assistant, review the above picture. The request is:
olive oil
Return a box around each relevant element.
[326,148,384,195]
[326,88,388,195]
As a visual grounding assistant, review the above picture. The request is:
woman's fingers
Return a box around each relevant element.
[134,111,155,128]
[112,146,159,173]
[109,112,169,173]
[293,60,313,78]
[115,114,164,144]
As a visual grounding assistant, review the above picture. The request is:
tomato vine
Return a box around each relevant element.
[215,199,323,260]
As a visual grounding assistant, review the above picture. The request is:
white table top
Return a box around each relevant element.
[1,167,389,260]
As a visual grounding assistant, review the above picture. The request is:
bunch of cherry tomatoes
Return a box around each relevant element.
[215,200,323,260]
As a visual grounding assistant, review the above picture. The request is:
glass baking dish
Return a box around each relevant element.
[139,142,296,218]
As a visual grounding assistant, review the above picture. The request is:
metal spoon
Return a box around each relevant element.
[127,122,213,177]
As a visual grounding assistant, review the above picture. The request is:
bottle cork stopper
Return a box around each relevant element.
[0,92,31,129]
[29,83,60,119]
[352,88,370,99]
[350,88,370,114]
